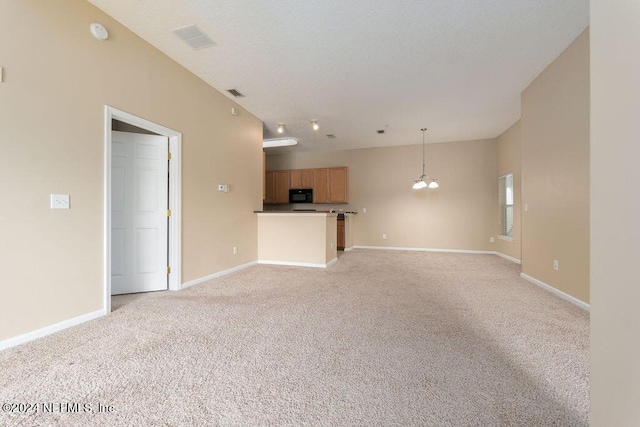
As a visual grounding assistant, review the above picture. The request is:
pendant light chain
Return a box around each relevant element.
[421,128,427,179]
[412,127,439,189]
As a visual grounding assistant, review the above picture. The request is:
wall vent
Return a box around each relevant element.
[171,25,216,50]
[227,88,245,98]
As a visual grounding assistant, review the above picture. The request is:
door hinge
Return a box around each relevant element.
[168,152,172,160]
[167,209,171,217]
[167,266,171,274]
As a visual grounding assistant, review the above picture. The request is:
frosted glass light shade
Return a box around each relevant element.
[263,138,298,148]
[412,179,427,189]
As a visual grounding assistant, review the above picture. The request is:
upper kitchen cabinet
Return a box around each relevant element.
[264,171,275,204]
[313,167,348,204]
[267,166,349,204]
[290,169,314,189]
[274,170,290,204]
[329,167,348,203]
[313,168,330,203]
[264,170,290,204]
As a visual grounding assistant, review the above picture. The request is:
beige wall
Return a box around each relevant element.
[521,29,590,304]
[325,216,338,263]
[257,214,336,265]
[267,139,498,251]
[344,215,354,250]
[496,120,522,261]
[591,1,640,423]
[0,1,262,341]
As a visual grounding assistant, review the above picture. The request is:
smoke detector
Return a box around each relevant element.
[90,23,109,41]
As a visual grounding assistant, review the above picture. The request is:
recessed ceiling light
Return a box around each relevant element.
[311,120,319,131]
[277,123,285,134]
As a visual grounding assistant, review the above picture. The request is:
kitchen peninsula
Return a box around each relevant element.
[256,211,338,268]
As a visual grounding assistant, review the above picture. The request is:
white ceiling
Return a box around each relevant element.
[87,0,589,152]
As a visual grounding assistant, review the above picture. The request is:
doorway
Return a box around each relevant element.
[111,130,168,295]
[104,106,182,313]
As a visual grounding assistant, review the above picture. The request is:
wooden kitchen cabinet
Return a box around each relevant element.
[290,169,314,189]
[274,170,290,204]
[313,168,330,203]
[264,171,275,204]
[263,152,266,200]
[329,167,348,203]
[337,219,345,250]
[313,167,348,204]
[268,166,348,204]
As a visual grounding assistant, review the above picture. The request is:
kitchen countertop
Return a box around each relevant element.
[255,210,332,213]
[254,211,337,217]
[255,210,357,214]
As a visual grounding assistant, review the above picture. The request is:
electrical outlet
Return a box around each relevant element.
[233,246,238,255]
[330,242,334,249]
[553,260,559,271]
[362,208,367,213]
[524,203,529,212]
[382,233,387,240]
[490,237,495,243]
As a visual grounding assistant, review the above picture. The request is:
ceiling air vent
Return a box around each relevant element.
[377,129,385,134]
[326,134,336,139]
[227,88,245,98]
[171,25,216,50]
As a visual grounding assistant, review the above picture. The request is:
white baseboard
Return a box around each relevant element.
[344,247,354,252]
[258,259,335,268]
[353,245,495,255]
[0,309,105,352]
[520,273,590,311]
[181,261,258,290]
[495,252,522,264]
[326,257,338,267]
[352,246,523,265]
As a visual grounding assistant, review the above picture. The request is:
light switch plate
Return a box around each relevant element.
[51,194,70,209]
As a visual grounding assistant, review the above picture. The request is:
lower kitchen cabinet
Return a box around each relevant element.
[337,218,345,250]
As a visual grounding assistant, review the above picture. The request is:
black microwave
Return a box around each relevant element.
[289,188,313,204]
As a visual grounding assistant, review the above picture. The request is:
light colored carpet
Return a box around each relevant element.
[0,250,589,426]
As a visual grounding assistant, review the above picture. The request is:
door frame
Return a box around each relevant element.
[103,106,182,314]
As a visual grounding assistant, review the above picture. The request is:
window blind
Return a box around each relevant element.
[499,173,514,238]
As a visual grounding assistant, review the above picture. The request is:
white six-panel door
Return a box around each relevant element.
[111,131,169,295]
